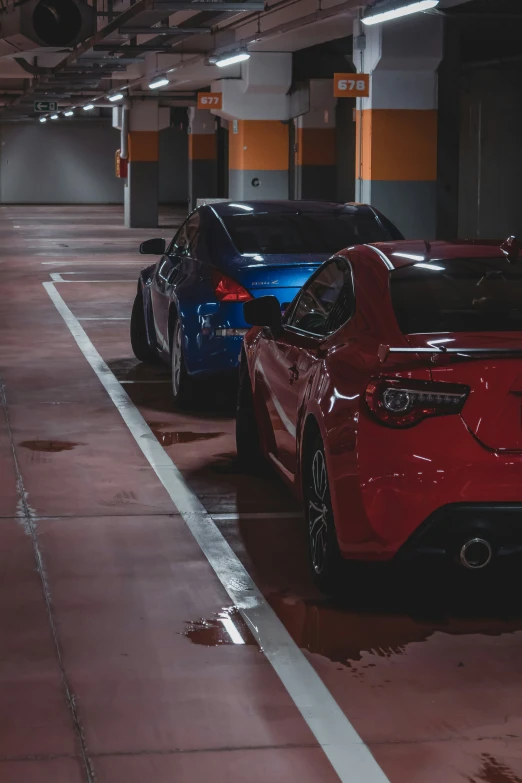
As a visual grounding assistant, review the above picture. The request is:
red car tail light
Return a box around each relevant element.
[365,377,470,428]
[212,271,253,302]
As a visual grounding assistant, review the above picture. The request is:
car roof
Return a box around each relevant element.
[363,239,511,269]
[209,200,377,217]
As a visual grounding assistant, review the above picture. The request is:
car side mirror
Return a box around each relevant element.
[140,238,166,255]
[244,296,283,338]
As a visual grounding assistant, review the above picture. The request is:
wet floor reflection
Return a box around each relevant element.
[148,424,224,447]
[183,608,256,647]
[267,574,522,667]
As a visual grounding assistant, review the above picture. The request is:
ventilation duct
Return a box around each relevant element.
[0,0,95,56]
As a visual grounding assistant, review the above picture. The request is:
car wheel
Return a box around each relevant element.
[130,288,160,364]
[305,434,345,594]
[236,363,263,471]
[171,319,193,407]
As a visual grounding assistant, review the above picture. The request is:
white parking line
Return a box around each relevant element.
[79,317,130,321]
[43,280,390,783]
[212,512,302,520]
[50,273,134,283]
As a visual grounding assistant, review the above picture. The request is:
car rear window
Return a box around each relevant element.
[222,212,400,255]
[390,257,522,333]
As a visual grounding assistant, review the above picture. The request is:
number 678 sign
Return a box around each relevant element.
[333,73,370,98]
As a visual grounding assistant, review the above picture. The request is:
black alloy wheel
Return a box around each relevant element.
[305,434,345,594]
[236,361,264,471]
[130,287,160,364]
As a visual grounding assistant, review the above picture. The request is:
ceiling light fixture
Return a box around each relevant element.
[215,50,250,68]
[64,111,74,116]
[362,0,439,25]
[109,93,124,102]
[83,104,95,111]
[148,78,169,89]
[50,114,58,120]
[39,117,47,123]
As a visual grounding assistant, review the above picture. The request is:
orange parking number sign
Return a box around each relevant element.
[197,92,223,109]
[334,73,370,98]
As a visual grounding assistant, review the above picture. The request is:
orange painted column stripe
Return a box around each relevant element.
[296,128,336,167]
[128,131,159,163]
[356,109,438,181]
[189,134,217,161]
[229,120,288,171]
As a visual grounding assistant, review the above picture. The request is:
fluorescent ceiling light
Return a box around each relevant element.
[39,117,47,123]
[362,0,439,25]
[215,51,250,68]
[83,104,94,111]
[50,114,58,120]
[64,111,74,116]
[148,78,169,89]
[109,93,124,102]
[415,262,445,271]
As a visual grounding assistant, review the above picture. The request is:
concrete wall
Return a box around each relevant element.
[459,67,522,239]
[0,120,124,204]
[0,120,188,205]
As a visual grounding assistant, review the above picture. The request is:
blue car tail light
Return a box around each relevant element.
[212,271,253,302]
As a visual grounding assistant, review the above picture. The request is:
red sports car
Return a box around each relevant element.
[237,237,522,592]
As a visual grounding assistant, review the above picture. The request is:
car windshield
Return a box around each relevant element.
[222,212,400,255]
[390,257,522,334]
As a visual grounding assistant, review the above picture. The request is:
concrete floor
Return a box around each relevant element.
[1,205,522,783]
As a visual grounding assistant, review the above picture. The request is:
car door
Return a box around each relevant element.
[151,213,199,351]
[256,257,355,477]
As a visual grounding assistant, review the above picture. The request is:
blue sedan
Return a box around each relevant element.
[130,200,403,406]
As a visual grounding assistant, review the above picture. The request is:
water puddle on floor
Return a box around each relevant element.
[471,754,522,783]
[19,440,82,452]
[182,608,256,647]
[148,423,224,447]
[266,587,522,667]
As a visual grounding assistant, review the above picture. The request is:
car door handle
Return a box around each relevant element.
[288,364,299,384]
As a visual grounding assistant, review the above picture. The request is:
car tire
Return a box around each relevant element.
[304,433,345,594]
[130,288,160,364]
[171,319,193,408]
[236,363,264,471]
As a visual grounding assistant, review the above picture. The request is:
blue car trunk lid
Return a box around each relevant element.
[234,255,327,304]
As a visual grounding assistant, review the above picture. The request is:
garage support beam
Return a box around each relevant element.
[114,100,170,227]
[212,53,293,200]
[354,13,444,239]
[294,79,337,202]
[228,120,289,200]
[188,108,218,210]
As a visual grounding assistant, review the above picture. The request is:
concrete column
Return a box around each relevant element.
[113,101,169,228]
[295,80,337,201]
[212,53,293,201]
[188,108,218,210]
[229,120,288,200]
[354,14,443,238]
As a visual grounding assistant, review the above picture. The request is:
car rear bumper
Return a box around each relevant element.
[397,503,522,561]
[331,413,522,562]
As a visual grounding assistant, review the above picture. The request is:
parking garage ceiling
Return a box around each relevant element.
[0,0,516,119]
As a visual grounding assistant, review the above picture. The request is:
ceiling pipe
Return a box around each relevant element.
[120,97,129,160]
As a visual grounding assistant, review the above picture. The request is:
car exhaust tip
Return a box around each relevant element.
[459,538,493,570]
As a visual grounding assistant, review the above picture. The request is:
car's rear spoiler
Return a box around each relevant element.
[378,344,522,363]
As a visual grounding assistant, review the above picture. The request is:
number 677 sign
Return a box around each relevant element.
[197,92,223,109]
[334,73,370,98]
